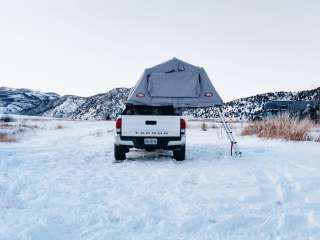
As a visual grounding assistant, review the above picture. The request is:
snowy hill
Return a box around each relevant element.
[0,86,319,120]
[184,88,320,119]
[0,87,130,120]
[42,95,87,119]
[70,88,130,120]
[0,87,60,115]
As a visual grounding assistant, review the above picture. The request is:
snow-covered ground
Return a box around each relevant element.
[1,118,320,240]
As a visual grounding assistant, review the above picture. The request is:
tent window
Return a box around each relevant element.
[178,63,185,71]
[148,72,200,98]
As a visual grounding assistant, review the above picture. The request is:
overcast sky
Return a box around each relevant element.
[0,0,319,101]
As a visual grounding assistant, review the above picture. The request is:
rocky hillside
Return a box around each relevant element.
[0,87,130,120]
[0,86,319,120]
[70,88,130,120]
[184,88,320,119]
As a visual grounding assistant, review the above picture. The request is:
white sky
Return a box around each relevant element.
[0,0,319,101]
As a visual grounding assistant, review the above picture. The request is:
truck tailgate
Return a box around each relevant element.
[121,115,180,137]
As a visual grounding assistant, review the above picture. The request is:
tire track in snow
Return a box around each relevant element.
[253,154,320,237]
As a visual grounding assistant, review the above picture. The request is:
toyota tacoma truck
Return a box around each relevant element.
[114,105,186,161]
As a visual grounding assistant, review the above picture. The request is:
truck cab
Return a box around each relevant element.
[114,105,186,161]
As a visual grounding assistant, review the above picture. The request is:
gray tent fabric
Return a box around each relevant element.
[148,72,200,98]
[127,58,223,107]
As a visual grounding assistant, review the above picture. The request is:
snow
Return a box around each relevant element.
[43,97,86,118]
[1,118,320,239]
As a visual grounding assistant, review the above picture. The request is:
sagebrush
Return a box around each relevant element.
[241,115,313,141]
[201,122,208,131]
[0,133,16,143]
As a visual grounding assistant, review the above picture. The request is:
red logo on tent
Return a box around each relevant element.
[136,92,145,98]
[204,92,213,97]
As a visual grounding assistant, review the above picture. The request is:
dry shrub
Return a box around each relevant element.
[12,124,39,135]
[211,123,218,129]
[55,124,64,130]
[91,131,104,137]
[0,115,15,123]
[0,133,16,143]
[241,115,313,141]
[18,123,39,130]
[201,122,208,131]
[0,123,13,129]
[241,125,257,136]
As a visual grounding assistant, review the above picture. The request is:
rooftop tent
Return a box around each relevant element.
[126,58,223,108]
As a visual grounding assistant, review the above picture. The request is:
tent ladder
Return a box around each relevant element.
[218,108,242,157]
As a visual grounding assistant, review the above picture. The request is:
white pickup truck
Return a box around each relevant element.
[114,105,186,161]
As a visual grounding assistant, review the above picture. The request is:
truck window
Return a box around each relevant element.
[122,105,181,116]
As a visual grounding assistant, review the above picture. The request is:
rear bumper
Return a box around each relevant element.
[114,135,186,149]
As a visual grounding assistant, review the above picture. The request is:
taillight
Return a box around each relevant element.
[136,92,145,98]
[116,118,122,133]
[180,119,186,134]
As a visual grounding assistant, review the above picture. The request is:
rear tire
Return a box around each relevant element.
[173,145,185,161]
[114,145,126,160]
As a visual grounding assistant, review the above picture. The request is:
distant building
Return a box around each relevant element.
[254,100,320,122]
